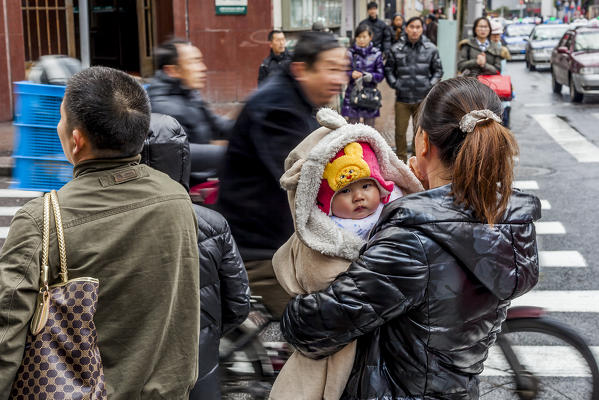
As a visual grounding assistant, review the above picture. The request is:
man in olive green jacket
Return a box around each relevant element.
[0,67,200,399]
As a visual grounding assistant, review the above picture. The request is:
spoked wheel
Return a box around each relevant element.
[480,317,599,399]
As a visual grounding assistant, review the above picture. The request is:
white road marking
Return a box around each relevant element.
[0,207,20,216]
[484,345,599,377]
[511,290,599,312]
[513,180,539,190]
[540,199,551,210]
[539,250,587,267]
[593,113,599,120]
[532,114,599,162]
[534,221,566,234]
[0,189,43,198]
[0,227,8,239]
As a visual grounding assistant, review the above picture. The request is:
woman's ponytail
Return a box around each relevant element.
[416,77,519,226]
[452,119,519,225]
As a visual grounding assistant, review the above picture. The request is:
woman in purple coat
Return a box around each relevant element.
[341,24,384,127]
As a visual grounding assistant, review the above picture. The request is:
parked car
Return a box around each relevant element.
[551,26,599,102]
[526,24,570,70]
[503,23,535,60]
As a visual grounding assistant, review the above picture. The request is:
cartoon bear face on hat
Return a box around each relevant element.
[323,142,371,192]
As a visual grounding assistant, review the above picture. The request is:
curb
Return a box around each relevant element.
[0,157,12,178]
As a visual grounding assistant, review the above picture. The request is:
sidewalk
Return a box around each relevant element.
[0,122,13,177]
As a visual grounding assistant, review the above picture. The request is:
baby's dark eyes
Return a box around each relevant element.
[340,188,351,194]
[363,183,373,189]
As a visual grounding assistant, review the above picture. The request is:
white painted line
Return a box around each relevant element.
[0,189,43,198]
[513,180,539,190]
[0,207,20,216]
[0,227,8,239]
[511,290,599,312]
[532,114,599,162]
[484,345,599,377]
[539,250,587,267]
[523,103,571,108]
[540,199,551,210]
[534,221,566,235]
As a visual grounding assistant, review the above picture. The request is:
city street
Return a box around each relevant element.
[0,60,598,398]
[479,60,599,397]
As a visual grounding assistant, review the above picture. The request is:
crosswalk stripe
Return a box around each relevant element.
[532,114,599,162]
[540,199,551,210]
[0,227,8,239]
[511,290,599,312]
[534,221,566,234]
[513,180,539,190]
[0,207,21,216]
[484,345,599,377]
[0,189,43,198]
[539,250,586,267]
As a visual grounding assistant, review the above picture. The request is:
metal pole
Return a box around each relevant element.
[79,0,90,68]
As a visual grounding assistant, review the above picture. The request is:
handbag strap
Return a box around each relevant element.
[40,190,68,289]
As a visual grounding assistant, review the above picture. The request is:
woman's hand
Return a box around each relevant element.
[476,53,486,67]
[352,70,363,80]
[409,156,429,190]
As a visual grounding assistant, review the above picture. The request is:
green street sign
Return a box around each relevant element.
[216,0,247,15]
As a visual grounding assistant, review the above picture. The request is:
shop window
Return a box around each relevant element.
[282,0,342,31]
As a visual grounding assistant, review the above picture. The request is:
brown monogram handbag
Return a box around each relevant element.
[11,190,107,399]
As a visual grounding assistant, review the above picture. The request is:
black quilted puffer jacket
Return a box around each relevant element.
[281,184,541,399]
[189,205,250,400]
[384,34,444,104]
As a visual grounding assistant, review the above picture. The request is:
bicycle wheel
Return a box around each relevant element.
[480,317,599,400]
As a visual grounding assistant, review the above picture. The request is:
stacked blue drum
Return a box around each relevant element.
[12,82,73,191]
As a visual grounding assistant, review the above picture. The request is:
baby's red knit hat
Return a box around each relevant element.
[316,142,394,215]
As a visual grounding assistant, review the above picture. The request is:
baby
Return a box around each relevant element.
[270,109,422,400]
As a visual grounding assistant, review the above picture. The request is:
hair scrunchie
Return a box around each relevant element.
[459,109,502,134]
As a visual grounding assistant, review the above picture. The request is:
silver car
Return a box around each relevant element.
[526,24,570,70]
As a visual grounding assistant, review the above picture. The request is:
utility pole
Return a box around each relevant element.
[79,0,90,68]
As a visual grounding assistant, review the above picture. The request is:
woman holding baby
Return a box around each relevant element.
[278,77,541,399]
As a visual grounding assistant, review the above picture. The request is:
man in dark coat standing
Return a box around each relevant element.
[359,2,392,54]
[218,32,348,318]
[425,13,439,45]
[148,39,233,177]
[385,16,443,162]
[258,30,292,85]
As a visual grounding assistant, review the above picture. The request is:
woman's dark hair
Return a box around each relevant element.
[472,17,491,39]
[354,23,373,38]
[64,66,151,157]
[292,31,340,69]
[416,77,518,225]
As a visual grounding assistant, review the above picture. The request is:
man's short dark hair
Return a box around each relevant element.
[154,38,190,70]
[291,31,340,69]
[64,66,151,157]
[406,16,424,27]
[367,1,378,10]
[268,30,283,42]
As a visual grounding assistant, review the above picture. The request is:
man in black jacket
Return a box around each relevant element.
[148,39,233,177]
[258,30,291,85]
[359,2,392,54]
[385,16,443,161]
[218,32,348,318]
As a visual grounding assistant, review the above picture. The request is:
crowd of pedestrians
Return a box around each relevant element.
[0,4,540,400]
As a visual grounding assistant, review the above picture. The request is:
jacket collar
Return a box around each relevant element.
[150,70,198,98]
[73,155,142,178]
[270,49,288,62]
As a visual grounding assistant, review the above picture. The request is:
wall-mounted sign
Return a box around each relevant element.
[216,0,248,15]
